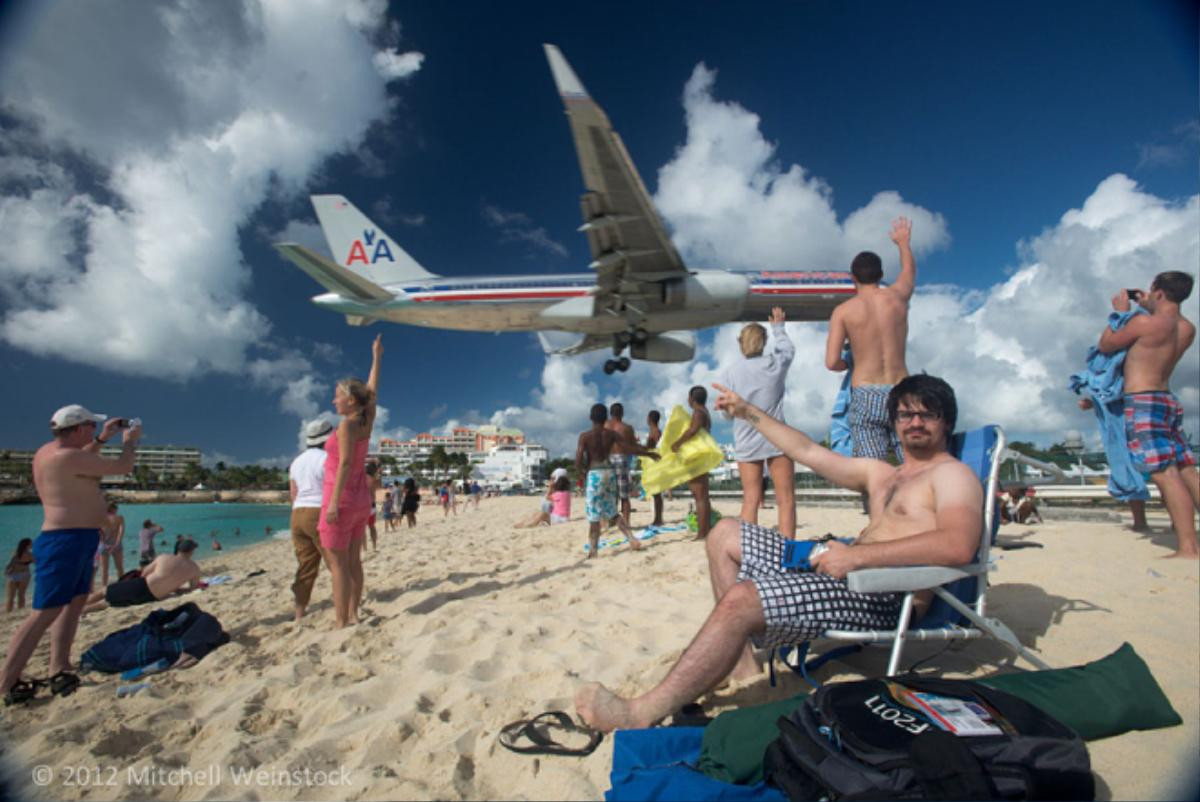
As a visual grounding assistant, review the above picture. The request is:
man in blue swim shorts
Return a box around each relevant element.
[1,405,141,705]
[1099,271,1199,559]
[577,403,659,558]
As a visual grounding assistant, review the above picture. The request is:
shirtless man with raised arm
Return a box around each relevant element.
[825,217,917,461]
[576,375,981,731]
[578,404,658,558]
[1,406,140,703]
[1099,271,1199,559]
[83,539,202,613]
[605,403,638,522]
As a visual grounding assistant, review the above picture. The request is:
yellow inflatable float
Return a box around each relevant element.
[639,405,725,496]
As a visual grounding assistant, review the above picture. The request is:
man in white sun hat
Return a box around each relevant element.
[289,418,334,621]
[1,404,141,704]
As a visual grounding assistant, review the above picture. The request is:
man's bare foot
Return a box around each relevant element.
[1162,551,1199,560]
[628,538,643,551]
[575,682,649,732]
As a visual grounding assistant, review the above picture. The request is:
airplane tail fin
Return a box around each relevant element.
[310,194,438,285]
[273,243,393,302]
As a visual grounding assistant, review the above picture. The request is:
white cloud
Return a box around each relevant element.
[0,0,423,411]
[482,203,569,258]
[457,67,1200,456]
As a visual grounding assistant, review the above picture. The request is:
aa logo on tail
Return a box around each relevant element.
[345,229,395,266]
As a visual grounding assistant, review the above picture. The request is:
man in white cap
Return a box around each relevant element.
[1,405,140,704]
[289,419,333,621]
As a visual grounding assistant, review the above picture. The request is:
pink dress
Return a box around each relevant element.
[318,433,370,550]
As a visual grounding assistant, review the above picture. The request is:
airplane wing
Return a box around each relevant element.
[536,330,610,357]
[544,44,688,293]
[274,243,393,302]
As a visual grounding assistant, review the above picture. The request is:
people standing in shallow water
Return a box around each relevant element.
[5,539,34,613]
[671,386,714,540]
[319,334,383,628]
[726,306,797,538]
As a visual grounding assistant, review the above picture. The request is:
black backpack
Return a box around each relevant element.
[763,676,1095,800]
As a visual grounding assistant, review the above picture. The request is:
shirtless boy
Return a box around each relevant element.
[576,375,981,731]
[83,539,202,613]
[578,404,659,557]
[671,386,714,540]
[1,405,140,704]
[825,217,917,461]
[1099,271,1199,558]
[645,410,664,526]
[605,403,638,522]
[97,501,125,586]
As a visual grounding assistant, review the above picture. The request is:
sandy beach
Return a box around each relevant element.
[0,495,1196,801]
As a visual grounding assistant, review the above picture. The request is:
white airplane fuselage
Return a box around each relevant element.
[312,269,854,334]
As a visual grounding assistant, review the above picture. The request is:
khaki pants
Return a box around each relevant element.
[291,507,323,607]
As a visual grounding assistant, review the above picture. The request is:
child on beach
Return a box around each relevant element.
[365,461,381,550]
[516,476,572,527]
[401,479,420,528]
[4,539,34,613]
[320,334,383,629]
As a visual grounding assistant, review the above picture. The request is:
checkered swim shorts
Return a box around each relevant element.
[849,384,903,461]
[736,521,902,648]
[1125,391,1196,474]
[610,454,632,500]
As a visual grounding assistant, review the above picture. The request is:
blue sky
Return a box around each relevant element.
[1,0,1197,463]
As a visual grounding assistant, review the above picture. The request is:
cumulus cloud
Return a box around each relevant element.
[458,66,1199,456]
[0,0,423,397]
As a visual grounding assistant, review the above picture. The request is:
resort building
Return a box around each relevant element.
[471,443,548,488]
[0,444,202,483]
[378,425,527,463]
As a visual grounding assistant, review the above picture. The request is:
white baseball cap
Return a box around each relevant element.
[551,467,569,480]
[305,419,334,447]
[50,404,106,431]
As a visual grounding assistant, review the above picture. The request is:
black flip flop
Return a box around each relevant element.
[48,671,81,697]
[498,711,603,757]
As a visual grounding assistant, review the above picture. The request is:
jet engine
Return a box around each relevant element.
[630,330,696,363]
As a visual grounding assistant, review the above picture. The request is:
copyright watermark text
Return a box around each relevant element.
[31,763,353,789]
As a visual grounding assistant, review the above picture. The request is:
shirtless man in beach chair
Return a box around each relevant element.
[82,539,202,614]
[1098,271,1199,559]
[575,375,982,731]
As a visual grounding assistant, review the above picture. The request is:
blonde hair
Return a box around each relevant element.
[739,323,766,358]
[337,377,375,423]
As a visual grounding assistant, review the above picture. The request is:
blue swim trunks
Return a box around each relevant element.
[33,528,100,609]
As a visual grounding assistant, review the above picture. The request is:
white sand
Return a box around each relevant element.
[0,496,1196,800]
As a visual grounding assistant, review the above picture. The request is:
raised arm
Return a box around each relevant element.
[889,217,916,302]
[824,306,849,372]
[769,307,796,368]
[713,383,875,491]
[1098,312,1146,354]
[74,419,141,476]
[364,334,383,431]
[812,461,983,578]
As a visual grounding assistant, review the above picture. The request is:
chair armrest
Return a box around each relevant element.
[846,564,983,594]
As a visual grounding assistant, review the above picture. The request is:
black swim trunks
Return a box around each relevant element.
[104,576,158,608]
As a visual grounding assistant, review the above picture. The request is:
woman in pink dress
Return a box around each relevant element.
[319,334,382,628]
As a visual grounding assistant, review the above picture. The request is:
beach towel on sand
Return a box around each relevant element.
[584,524,687,553]
[81,602,230,673]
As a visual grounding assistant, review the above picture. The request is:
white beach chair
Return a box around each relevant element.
[775,425,1052,684]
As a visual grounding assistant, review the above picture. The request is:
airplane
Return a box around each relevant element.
[276,45,854,374]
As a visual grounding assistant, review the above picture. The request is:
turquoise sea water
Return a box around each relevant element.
[0,502,291,570]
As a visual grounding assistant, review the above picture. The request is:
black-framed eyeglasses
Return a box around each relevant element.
[896,410,942,423]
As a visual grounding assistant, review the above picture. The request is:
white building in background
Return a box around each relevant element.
[472,443,548,488]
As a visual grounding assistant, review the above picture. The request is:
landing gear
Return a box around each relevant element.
[603,356,631,374]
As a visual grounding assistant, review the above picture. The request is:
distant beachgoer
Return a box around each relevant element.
[825,217,917,462]
[442,481,457,518]
[382,490,397,533]
[725,306,797,538]
[139,519,163,566]
[645,411,664,526]
[471,480,482,509]
[5,539,34,613]
[83,539,201,614]
[173,534,184,554]
[320,334,383,628]
[1099,272,1199,558]
[365,461,381,550]
[605,403,638,522]
[671,386,714,540]
[577,403,659,557]
[211,536,222,551]
[234,527,241,537]
[1,405,139,705]
[401,478,420,528]
[290,419,333,621]
[96,501,125,586]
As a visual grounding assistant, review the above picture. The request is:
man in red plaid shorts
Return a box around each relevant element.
[1100,271,1198,559]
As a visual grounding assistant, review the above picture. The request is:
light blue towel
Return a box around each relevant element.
[1067,307,1150,502]
[829,348,854,456]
